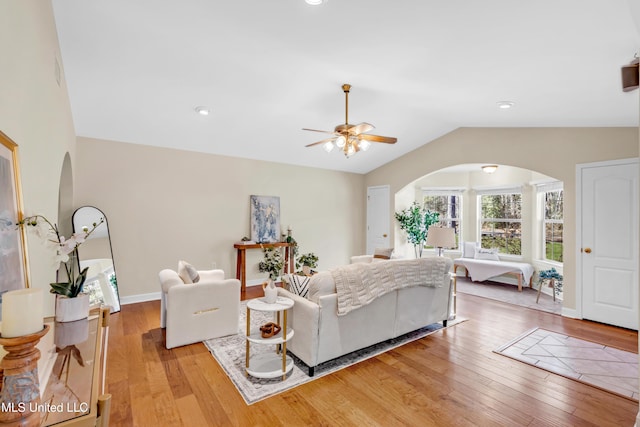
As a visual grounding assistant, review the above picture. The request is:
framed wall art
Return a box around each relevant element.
[250,195,280,243]
[0,131,28,301]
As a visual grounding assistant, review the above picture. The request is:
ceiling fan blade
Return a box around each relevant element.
[349,122,375,135]
[359,134,397,144]
[302,128,338,135]
[305,137,335,147]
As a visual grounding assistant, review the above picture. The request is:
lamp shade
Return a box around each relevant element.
[426,226,455,249]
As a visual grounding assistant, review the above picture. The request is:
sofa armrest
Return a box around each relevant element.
[277,288,320,368]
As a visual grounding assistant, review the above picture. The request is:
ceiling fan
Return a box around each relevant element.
[303,84,397,157]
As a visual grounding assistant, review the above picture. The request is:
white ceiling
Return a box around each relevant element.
[51,1,640,174]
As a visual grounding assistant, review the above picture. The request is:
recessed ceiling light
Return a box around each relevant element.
[497,101,514,109]
[195,106,210,116]
[305,0,325,5]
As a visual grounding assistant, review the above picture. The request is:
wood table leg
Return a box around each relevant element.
[236,249,246,293]
[536,280,543,303]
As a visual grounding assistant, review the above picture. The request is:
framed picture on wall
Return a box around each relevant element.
[250,195,280,243]
[0,131,28,300]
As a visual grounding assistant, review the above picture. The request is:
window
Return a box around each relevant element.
[479,190,522,255]
[423,190,462,250]
[539,183,563,263]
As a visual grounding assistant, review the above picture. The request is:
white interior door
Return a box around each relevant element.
[367,186,390,255]
[580,159,638,330]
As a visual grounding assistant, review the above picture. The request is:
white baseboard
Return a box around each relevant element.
[561,307,580,319]
[120,292,161,305]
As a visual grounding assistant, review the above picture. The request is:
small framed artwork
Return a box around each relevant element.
[250,195,280,243]
[0,131,28,301]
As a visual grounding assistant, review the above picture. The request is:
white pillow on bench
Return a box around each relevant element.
[474,247,500,261]
[462,241,480,258]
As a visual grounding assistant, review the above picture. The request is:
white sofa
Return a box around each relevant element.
[277,257,453,376]
[159,268,240,349]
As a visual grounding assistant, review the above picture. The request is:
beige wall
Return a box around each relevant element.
[0,1,77,316]
[365,127,639,311]
[74,137,365,300]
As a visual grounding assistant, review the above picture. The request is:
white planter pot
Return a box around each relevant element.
[54,318,89,347]
[55,294,90,323]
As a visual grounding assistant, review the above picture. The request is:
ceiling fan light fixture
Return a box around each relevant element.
[305,0,325,5]
[322,141,334,153]
[335,135,346,148]
[358,139,371,151]
[482,165,498,174]
[345,143,356,157]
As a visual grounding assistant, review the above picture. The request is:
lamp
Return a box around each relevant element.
[426,226,456,256]
[482,165,498,174]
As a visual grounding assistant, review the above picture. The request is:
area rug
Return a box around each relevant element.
[204,300,466,405]
[456,278,562,315]
[495,327,639,400]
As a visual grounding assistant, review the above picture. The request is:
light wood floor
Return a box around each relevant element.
[106,289,639,426]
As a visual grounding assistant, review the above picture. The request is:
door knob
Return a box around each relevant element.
[584,247,592,254]
[383,234,388,238]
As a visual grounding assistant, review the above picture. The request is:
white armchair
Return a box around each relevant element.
[159,268,240,349]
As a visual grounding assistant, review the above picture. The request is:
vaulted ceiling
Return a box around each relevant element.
[52,1,640,174]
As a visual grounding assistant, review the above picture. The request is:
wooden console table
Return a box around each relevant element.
[234,242,295,292]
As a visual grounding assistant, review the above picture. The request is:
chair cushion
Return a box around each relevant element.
[178,260,200,284]
[283,274,311,298]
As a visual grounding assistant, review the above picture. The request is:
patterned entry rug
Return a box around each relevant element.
[495,327,639,400]
[204,299,466,405]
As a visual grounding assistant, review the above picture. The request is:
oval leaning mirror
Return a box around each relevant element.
[72,206,120,313]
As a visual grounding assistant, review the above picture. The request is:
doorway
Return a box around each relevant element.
[366,185,390,255]
[577,158,639,330]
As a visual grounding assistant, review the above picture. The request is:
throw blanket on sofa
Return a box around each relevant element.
[332,257,449,316]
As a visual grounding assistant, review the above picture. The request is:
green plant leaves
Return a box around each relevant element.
[394,201,440,257]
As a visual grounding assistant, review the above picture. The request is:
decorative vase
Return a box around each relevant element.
[55,294,90,323]
[302,265,311,275]
[262,280,278,304]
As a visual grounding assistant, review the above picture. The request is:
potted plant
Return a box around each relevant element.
[394,201,440,258]
[258,247,284,282]
[17,214,104,322]
[296,252,319,275]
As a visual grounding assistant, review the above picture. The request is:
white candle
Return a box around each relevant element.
[1,288,44,338]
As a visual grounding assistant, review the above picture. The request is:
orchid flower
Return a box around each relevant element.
[17,214,104,297]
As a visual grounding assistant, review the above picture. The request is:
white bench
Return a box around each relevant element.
[453,258,534,291]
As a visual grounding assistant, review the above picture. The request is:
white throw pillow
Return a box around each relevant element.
[283,274,311,299]
[474,248,500,261]
[463,242,479,258]
[177,260,200,284]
